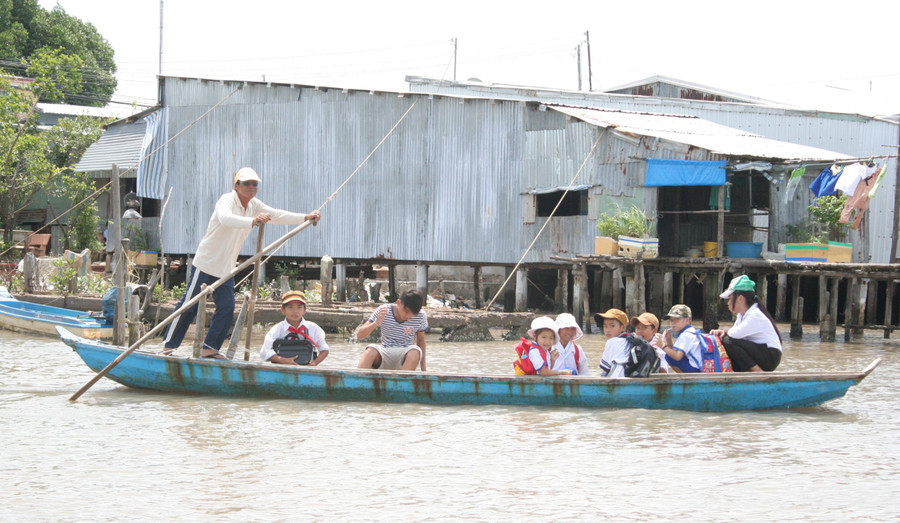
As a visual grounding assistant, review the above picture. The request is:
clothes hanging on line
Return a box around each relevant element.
[834,162,876,196]
[868,163,889,198]
[809,165,842,198]
[840,175,876,230]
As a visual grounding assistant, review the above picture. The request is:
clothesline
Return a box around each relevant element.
[785,154,897,169]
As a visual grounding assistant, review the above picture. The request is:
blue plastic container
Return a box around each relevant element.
[726,242,763,258]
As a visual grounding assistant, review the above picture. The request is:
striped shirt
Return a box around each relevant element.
[367,304,428,348]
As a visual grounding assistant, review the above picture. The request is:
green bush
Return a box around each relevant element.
[596,205,654,239]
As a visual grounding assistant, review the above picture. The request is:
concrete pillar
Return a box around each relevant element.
[336,263,347,302]
[416,263,428,297]
[515,268,528,312]
[775,274,788,322]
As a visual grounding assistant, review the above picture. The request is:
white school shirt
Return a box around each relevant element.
[600,336,631,377]
[260,318,330,362]
[671,326,704,371]
[552,341,589,376]
[728,303,783,351]
[192,191,308,278]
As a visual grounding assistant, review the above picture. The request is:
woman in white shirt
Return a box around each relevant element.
[709,275,782,372]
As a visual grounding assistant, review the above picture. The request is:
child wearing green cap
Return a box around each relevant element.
[709,275,782,372]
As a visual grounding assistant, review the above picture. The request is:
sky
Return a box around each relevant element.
[37,0,900,116]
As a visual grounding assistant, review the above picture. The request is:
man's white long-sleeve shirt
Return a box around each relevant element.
[191,191,308,278]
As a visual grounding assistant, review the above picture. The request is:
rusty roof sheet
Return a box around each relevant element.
[551,105,853,162]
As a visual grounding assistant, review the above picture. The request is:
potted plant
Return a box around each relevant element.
[785,195,851,262]
[595,205,657,258]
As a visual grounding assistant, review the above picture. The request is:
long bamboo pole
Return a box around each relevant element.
[243,224,265,361]
[69,218,316,401]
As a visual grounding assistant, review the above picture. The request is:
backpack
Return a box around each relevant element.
[694,332,733,373]
[621,333,660,378]
[513,338,548,375]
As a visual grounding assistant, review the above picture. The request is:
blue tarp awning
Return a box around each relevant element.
[645,158,727,187]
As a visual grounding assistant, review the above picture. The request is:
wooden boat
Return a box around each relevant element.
[1,287,113,339]
[58,327,879,411]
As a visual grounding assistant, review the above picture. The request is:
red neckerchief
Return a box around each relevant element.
[287,323,318,347]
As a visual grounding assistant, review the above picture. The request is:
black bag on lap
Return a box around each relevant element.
[622,333,660,378]
[272,334,316,365]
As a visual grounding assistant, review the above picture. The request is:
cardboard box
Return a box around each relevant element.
[826,241,852,263]
[128,250,159,267]
[594,236,619,256]
[618,235,658,259]
[785,243,827,262]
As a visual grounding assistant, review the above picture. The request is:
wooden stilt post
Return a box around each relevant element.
[853,278,865,336]
[633,260,646,318]
[388,264,397,299]
[775,274,788,322]
[336,262,347,302]
[572,264,583,321]
[678,272,685,305]
[824,277,839,341]
[844,278,857,342]
[193,283,208,358]
[579,263,590,334]
[612,267,624,310]
[473,265,482,309]
[515,268,528,312]
[225,292,250,360]
[112,164,126,347]
[557,268,569,313]
[790,275,803,338]
[818,275,828,324]
[758,273,768,311]
[663,271,673,316]
[885,280,895,339]
[504,266,515,313]
[702,271,719,332]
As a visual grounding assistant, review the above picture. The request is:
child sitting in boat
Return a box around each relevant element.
[657,304,704,373]
[355,288,428,371]
[260,291,329,366]
[709,275,782,372]
[595,308,631,377]
[631,312,671,373]
[514,316,574,376]
[552,313,588,375]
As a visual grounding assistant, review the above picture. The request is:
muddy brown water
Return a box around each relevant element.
[2,326,898,521]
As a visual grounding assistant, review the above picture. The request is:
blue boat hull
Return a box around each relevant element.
[58,329,878,411]
[0,287,112,339]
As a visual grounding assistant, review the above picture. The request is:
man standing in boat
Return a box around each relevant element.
[161,167,321,358]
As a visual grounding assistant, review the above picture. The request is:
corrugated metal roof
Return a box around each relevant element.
[551,105,853,162]
[74,121,146,176]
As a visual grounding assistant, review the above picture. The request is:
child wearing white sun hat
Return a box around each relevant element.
[552,313,588,376]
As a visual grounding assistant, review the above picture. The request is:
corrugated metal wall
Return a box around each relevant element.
[160,78,642,265]
[409,80,898,262]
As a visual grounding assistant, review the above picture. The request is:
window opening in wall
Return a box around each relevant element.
[536,189,588,217]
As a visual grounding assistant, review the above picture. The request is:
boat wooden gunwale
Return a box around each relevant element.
[57,327,879,412]
[0,287,112,339]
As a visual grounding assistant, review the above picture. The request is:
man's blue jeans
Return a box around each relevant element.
[162,268,235,352]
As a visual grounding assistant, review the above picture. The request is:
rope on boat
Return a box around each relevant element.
[483,128,608,311]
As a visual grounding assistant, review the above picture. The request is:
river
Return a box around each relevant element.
[1,327,898,521]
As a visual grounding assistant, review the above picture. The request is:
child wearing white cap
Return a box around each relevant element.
[552,313,588,376]
[522,316,574,376]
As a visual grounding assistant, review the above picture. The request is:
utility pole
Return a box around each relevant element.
[576,43,582,91]
[159,0,164,75]
[584,30,593,91]
[452,37,457,81]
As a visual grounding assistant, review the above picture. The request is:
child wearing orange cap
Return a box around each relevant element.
[260,290,329,366]
[594,308,630,377]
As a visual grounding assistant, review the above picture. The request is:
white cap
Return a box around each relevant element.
[527,316,559,344]
[554,313,583,341]
[234,167,261,183]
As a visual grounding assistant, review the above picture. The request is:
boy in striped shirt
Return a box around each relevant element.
[355,289,428,371]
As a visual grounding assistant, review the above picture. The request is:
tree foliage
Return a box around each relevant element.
[0,74,108,252]
[0,0,116,106]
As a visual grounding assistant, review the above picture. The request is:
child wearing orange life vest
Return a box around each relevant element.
[552,313,588,376]
[515,316,575,376]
